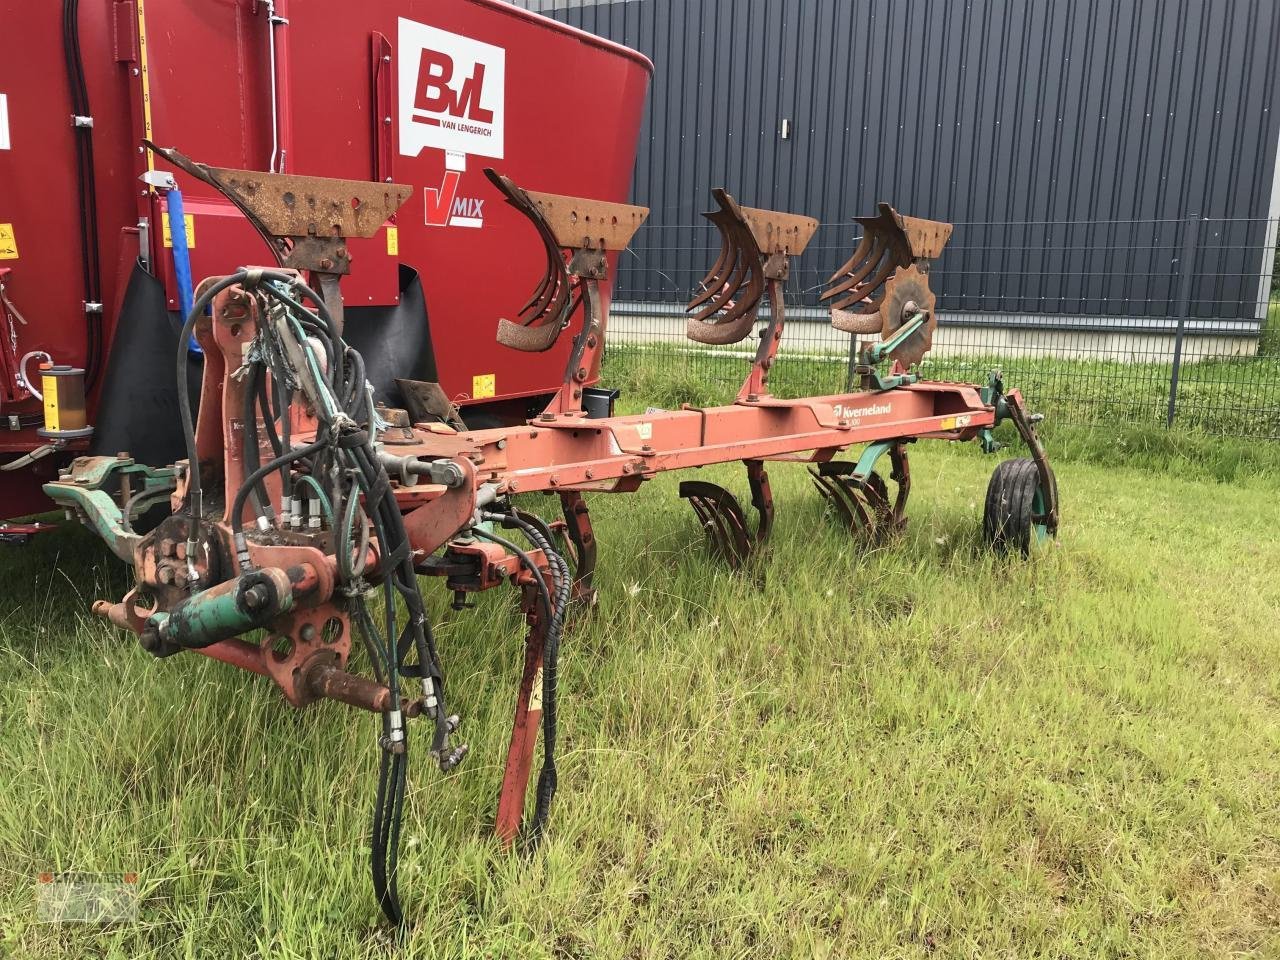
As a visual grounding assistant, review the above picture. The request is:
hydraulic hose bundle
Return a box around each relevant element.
[173,269,468,927]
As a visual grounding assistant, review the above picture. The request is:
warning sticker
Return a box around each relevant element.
[0,223,18,260]
[386,226,399,256]
[472,373,495,399]
[161,214,196,249]
[529,666,543,713]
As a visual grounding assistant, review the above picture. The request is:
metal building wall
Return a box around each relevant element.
[511,0,1280,324]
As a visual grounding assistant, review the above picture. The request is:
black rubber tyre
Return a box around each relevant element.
[982,458,1056,556]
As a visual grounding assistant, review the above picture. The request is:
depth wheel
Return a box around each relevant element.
[982,458,1057,556]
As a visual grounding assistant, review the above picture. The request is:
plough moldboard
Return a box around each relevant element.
[44,147,1059,928]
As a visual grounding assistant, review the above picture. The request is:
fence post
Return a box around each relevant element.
[1166,215,1200,428]
[845,332,858,392]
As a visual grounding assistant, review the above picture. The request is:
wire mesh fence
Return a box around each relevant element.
[603,217,1280,440]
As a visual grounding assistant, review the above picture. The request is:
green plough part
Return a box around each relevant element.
[43,456,178,562]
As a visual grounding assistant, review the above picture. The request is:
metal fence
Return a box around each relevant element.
[602,217,1280,439]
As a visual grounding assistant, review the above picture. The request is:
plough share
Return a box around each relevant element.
[45,148,1059,927]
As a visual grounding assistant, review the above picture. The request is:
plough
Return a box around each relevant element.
[44,147,1059,927]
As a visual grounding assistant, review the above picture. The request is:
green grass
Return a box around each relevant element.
[2,428,1279,957]
[1262,300,1280,356]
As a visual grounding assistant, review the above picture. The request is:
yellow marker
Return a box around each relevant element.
[0,223,17,259]
[940,416,957,431]
[136,0,156,187]
[529,666,544,713]
[161,213,196,248]
[472,373,496,399]
[386,226,399,256]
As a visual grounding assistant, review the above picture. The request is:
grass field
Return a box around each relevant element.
[1,423,1278,958]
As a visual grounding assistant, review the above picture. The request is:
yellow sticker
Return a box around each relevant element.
[472,373,496,399]
[386,226,399,256]
[529,665,544,713]
[0,223,17,260]
[940,416,956,430]
[161,213,196,249]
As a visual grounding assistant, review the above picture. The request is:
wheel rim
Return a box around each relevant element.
[1030,482,1049,544]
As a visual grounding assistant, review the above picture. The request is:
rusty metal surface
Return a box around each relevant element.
[685,189,766,345]
[878,264,937,367]
[303,659,420,714]
[821,204,914,314]
[829,308,883,335]
[148,143,411,240]
[738,204,819,257]
[521,189,649,251]
[896,211,953,259]
[824,203,951,364]
[679,464,773,568]
[811,462,890,544]
[680,480,752,566]
[485,169,574,353]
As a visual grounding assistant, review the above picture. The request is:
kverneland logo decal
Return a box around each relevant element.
[398,18,505,160]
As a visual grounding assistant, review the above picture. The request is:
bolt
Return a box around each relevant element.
[319,258,333,270]
[300,623,317,642]
[585,469,595,480]
[641,444,653,453]
[549,476,559,486]
[509,480,519,492]
[540,412,556,422]
[496,438,507,450]
[576,367,587,381]
[156,566,175,586]
[241,583,271,612]
[117,450,130,460]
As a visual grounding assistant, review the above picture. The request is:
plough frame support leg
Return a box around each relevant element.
[745,459,774,543]
[888,442,912,531]
[558,491,598,607]
[495,585,545,845]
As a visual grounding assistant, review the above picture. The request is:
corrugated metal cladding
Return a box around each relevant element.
[508,0,1280,323]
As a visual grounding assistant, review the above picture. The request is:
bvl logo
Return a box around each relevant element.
[398,18,505,160]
